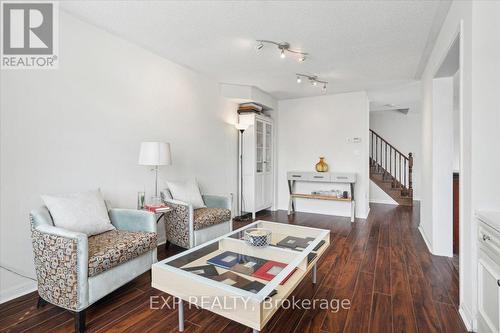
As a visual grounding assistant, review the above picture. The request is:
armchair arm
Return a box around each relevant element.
[30,222,88,311]
[109,208,156,233]
[163,198,194,248]
[202,194,232,211]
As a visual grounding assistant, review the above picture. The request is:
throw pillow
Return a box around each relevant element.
[166,179,206,209]
[41,189,115,236]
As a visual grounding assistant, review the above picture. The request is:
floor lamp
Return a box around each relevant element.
[234,122,250,221]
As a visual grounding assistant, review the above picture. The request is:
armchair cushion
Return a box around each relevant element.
[166,179,206,209]
[87,230,157,277]
[41,190,115,236]
[193,208,231,231]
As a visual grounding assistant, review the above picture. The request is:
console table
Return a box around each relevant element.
[287,171,357,222]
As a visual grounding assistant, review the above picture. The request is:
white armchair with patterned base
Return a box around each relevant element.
[30,207,158,333]
[163,194,232,248]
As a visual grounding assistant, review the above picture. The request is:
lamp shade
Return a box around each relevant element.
[138,142,171,166]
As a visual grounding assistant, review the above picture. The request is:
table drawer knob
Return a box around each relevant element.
[292,175,302,178]
[483,234,491,241]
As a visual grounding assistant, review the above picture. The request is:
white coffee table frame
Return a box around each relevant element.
[152,220,330,332]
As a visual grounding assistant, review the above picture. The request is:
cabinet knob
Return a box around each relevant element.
[483,234,491,241]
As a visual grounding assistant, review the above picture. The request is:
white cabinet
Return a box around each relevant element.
[477,212,500,333]
[239,113,274,218]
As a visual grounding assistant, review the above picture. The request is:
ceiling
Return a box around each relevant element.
[61,1,451,100]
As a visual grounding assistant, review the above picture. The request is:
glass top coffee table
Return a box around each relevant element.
[152,220,330,332]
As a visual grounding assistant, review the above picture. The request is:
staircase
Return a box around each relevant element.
[369,129,413,206]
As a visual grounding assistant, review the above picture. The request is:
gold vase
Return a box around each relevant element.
[315,157,329,172]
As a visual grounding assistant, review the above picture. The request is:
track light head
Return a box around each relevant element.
[280,49,285,59]
[322,83,327,93]
[312,80,317,86]
[299,55,306,62]
[297,76,302,83]
[256,42,264,50]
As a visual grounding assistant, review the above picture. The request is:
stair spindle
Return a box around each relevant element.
[399,155,402,188]
[384,143,387,178]
[408,153,413,197]
[404,158,407,190]
[390,147,392,181]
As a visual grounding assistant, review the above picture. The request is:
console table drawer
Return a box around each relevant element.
[331,173,356,182]
[287,172,330,182]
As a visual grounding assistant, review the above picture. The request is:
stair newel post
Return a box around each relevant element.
[408,152,413,197]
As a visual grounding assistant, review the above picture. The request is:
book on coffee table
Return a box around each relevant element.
[240,280,277,298]
[231,255,268,275]
[182,264,219,278]
[252,261,296,285]
[207,251,240,269]
[211,271,252,288]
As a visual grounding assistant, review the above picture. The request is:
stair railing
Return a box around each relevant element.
[369,129,413,197]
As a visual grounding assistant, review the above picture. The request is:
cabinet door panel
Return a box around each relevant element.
[265,123,272,172]
[256,120,264,173]
[478,252,500,333]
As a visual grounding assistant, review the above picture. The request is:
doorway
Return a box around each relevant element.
[432,28,462,285]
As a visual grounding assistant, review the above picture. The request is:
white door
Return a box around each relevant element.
[478,251,500,333]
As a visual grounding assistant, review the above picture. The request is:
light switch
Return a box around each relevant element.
[347,137,362,143]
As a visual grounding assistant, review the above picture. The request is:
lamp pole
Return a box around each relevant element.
[234,122,249,221]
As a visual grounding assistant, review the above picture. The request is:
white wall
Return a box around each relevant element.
[369,109,422,204]
[277,92,370,219]
[431,77,454,256]
[420,1,476,330]
[0,11,238,297]
[471,1,500,212]
[453,70,460,172]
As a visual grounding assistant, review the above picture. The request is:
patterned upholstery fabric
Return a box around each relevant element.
[87,230,157,277]
[193,208,231,230]
[31,226,79,310]
[164,201,191,248]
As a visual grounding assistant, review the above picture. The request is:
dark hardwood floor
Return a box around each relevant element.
[0,203,468,333]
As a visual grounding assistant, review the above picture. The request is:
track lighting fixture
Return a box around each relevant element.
[296,73,328,92]
[256,40,308,62]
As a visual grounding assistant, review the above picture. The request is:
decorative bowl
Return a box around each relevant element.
[244,228,272,247]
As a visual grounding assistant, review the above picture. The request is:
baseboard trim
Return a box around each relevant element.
[418,225,433,254]
[459,304,474,332]
[369,199,398,205]
[0,281,37,304]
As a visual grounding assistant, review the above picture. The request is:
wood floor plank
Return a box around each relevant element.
[435,302,468,333]
[390,248,417,333]
[293,287,332,333]
[373,246,391,295]
[369,292,392,333]
[342,271,374,333]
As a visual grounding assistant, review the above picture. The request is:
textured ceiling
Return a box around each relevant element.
[61,1,450,100]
